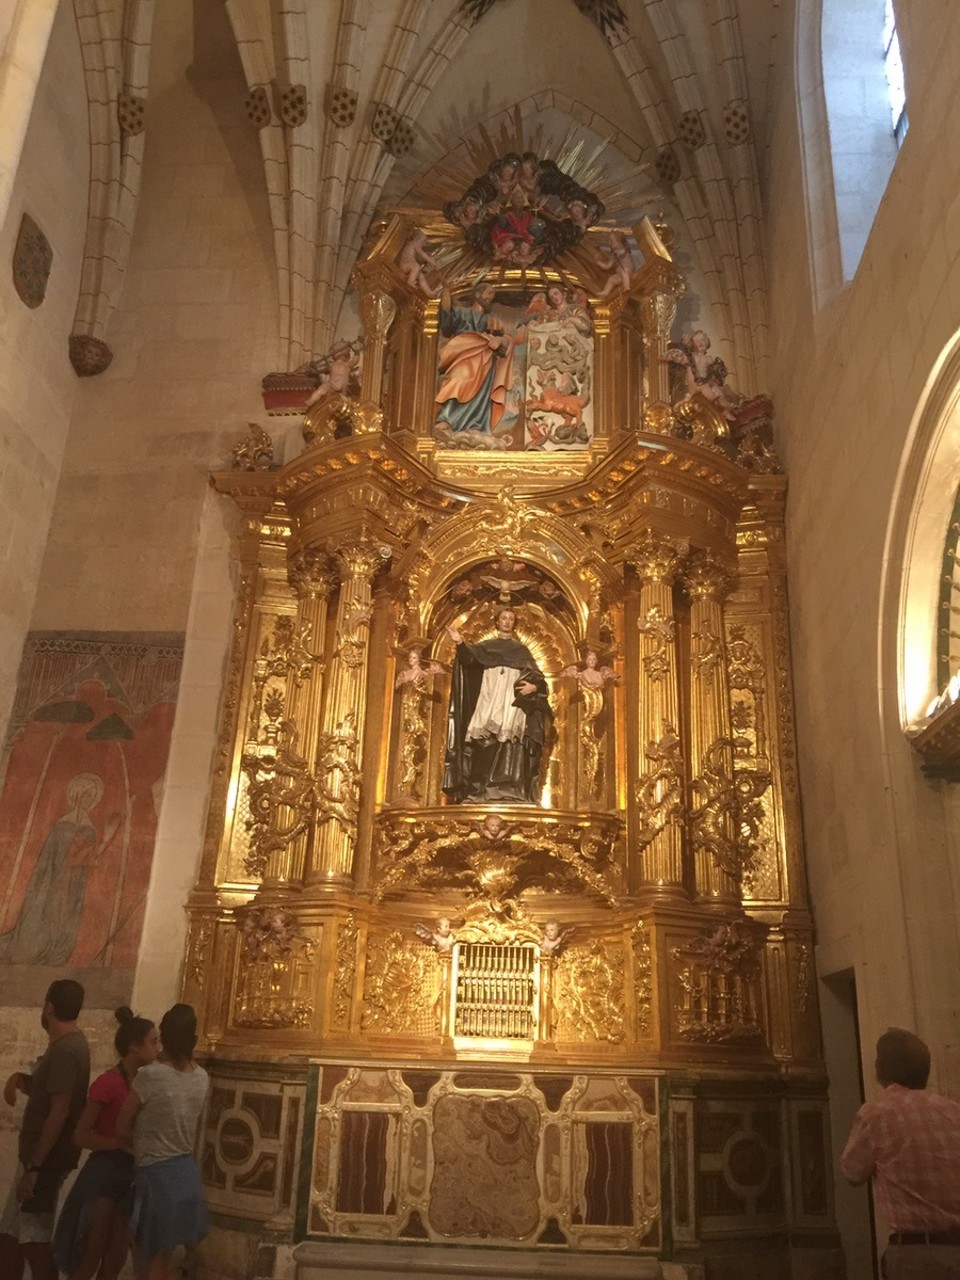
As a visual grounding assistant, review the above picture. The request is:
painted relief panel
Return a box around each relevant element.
[433,285,594,452]
[0,632,184,1004]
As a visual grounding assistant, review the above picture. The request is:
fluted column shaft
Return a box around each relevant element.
[684,552,739,906]
[306,538,386,886]
[633,531,687,895]
[287,548,337,766]
[258,549,336,890]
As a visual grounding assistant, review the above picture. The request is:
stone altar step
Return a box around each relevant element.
[293,1241,694,1280]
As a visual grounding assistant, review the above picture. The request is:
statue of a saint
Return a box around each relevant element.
[442,607,552,804]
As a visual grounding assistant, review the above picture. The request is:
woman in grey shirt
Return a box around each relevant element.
[116,1004,208,1279]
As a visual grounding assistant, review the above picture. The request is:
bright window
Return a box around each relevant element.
[883,0,908,145]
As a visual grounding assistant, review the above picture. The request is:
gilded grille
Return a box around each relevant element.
[454,943,538,1040]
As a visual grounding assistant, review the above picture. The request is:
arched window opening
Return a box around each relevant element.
[887,334,960,777]
[820,0,901,281]
[924,484,960,720]
[883,0,908,146]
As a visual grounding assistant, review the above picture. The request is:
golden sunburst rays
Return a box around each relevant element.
[385,105,652,293]
[403,104,649,224]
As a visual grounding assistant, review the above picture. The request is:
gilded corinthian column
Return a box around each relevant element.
[683,551,740,907]
[287,548,336,762]
[262,547,336,890]
[306,538,387,887]
[632,530,687,896]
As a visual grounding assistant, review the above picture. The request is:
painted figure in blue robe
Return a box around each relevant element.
[434,283,516,438]
[0,772,119,965]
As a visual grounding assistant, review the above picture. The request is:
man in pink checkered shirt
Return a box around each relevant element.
[841,1028,960,1279]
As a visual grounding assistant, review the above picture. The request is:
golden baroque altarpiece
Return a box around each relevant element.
[184,213,837,1273]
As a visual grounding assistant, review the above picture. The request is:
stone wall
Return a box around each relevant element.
[766,2,960,1265]
[0,0,87,735]
[0,0,276,1202]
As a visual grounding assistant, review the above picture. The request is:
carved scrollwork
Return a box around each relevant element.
[234,906,317,1029]
[672,920,765,1043]
[688,737,739,879]
[372,811,622,907]
[692,623,723,685]
[185,917,213,992]
[316,711,361,843]
[397,682,429,801]
[727,624,768,759]
[241,716,316,879]
[633,924,653,1037]
[361,930,441,1035]
[553,941,626,1043]
[248,614,321,742]
[473,485,542,555]
[303,393,384,445]
[230,421,274,470]
[333,912,359,1026]
[634,723,685,848]
[637,604,676,681]
[577,682,605,802]
[689,737,771,881]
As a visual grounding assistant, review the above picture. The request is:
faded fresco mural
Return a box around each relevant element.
[433,283,594,452]
[0,632,184,1004]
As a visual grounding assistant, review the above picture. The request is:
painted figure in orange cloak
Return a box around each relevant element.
[434,283,515,438]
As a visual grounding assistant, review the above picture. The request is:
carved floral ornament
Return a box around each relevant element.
[633,723,771,883]
[372,812,622,909]
[288,547,337,600]
[629,530,689,585]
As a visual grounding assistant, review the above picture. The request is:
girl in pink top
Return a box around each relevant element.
[53,1006,158,1280]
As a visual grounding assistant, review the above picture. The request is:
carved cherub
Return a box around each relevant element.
[415,915,461,952]
[473,813,518,843]
[395,645,448,690]
[397,229,439,296]
[303,338,363,408]
[595,231,635,298]
[559,648,619,689]
[662,329,741,422]
[539,919,574,956]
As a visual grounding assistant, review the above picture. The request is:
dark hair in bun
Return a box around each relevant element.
[158,1003,198,1062]
[114,1005,155,1057]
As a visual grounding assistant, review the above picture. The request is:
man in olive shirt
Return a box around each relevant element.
[0,978,90,1280]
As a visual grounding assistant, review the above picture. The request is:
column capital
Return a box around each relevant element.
[288,547,337,600]
[357,287,397,341]
[683,549,736,602]
[630,529,689,585]
[333,537,391,581]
